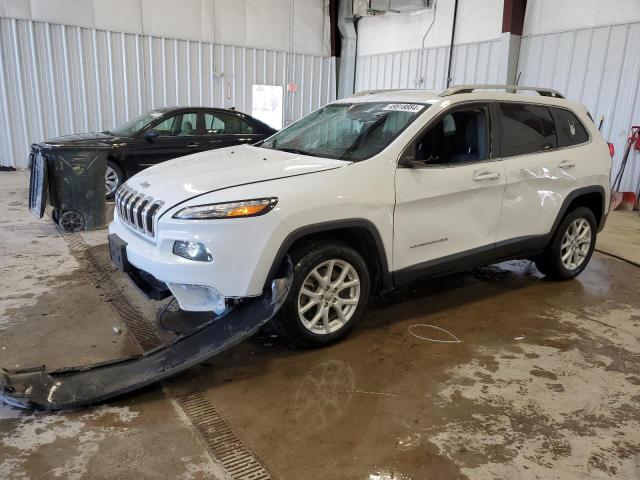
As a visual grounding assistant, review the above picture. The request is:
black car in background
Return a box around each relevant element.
[40,107,277,197]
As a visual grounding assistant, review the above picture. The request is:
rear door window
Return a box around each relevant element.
[498,103,557,157]
[550,108,589,147]
[204,112,254,135]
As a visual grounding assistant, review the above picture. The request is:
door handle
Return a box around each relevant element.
[558,160,576,169]
[186,143,200,148]
[473,171,501,181]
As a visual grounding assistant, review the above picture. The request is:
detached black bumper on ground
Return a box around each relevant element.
[0,266,291,410]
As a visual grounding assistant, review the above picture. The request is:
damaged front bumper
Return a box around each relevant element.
[0,264,291,410]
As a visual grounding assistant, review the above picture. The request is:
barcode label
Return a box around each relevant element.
[382,103,424,113]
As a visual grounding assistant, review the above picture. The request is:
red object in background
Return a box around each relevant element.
[287,82,298,93]
[634,126,640,150]
[619,192,638,212]
[608,142,615,157]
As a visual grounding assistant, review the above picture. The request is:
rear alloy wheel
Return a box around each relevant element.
[535,206,597,280]
[105,161,123,199]
[560,218,592,271]
[273,242,370,348]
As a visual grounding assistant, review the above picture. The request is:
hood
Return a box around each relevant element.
[37,132,126,147]
[124,144,350,208]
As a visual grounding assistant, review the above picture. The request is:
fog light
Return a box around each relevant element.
[173,241,213,262]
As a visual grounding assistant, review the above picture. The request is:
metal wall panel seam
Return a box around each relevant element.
[0,24,14,162]
[317,57,323,106]
[606,23,630,141]
[10,19,27,153]
[198,42,203,105]
[592,26,612,118]
[300,54,305,118]
[45,23,59,136]
[309,56,314,112]
[210,43,215,105]
[77,27,89,130]
[174,39,179,104]
[186,39,191,105]
[220,45,225,107]
[242,46,246,113]
[578,28,594,102]
[91,28,102,129]
[60,24,74,132]
[28,21,45,140]
[106,32,116,127]
[232,45,237,109]
[148,36,155,109]
[135,34,143,115]
[121,32,129,121]
[161,37,167,106]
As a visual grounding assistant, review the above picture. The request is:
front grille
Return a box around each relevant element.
[115,185,164,238]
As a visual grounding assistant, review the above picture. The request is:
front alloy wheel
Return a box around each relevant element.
[297,259,361,335]
[273,241,370,348]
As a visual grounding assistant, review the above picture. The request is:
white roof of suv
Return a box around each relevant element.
[342,84,588,115]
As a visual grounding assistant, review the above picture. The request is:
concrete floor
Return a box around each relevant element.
[1,169,639,479]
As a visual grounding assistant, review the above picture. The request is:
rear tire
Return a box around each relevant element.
[105,160,123,199]
[272,241,370,348]
[535,206,597,280]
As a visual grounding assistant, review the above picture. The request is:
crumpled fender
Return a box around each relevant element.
[0,263,291,410]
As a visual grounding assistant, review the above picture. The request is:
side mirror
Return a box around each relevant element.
[144,129,159,141]
[398,151,415,168]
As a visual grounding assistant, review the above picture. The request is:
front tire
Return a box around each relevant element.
[273,241,370,348]
[535,206,597,280]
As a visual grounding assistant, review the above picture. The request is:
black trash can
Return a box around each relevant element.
[28,141,111,232]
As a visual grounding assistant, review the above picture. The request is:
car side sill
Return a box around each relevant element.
[393,235,549,287]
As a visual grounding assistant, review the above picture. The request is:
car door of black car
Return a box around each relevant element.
[201,111,264,150]
[127,111,202,172]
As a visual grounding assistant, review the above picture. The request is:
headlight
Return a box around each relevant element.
[173,241,213,262]
[172,198,278,220]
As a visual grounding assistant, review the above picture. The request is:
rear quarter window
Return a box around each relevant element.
[498,103,557,157]
[550,108,590,147]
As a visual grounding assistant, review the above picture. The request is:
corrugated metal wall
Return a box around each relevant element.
[355,39,502,92]
[518,22,640,193]
[0,18,336,169]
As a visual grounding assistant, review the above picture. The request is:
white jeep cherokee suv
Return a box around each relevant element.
[109,85,611,347]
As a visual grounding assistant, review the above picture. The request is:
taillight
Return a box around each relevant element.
[607,142,615,158]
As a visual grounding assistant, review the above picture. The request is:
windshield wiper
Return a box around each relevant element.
[276,147,319,157]
[102,130,114,136]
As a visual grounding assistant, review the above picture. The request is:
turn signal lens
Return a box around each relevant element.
[173,198,278,220]
[608,142,615,158]
[226,204,269,217]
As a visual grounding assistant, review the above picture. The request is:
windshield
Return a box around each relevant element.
[109,110,166,137]
[259,102,429,161]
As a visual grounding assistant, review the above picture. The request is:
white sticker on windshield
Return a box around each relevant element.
[382,103,424,113]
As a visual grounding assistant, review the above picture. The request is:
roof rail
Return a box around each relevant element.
[440,84,565,99]
[352,89,400,96]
